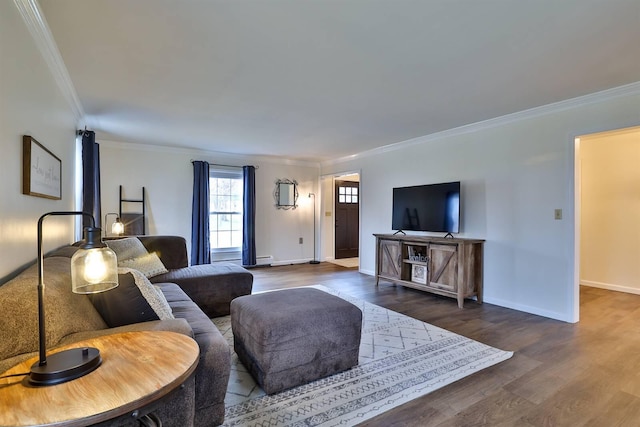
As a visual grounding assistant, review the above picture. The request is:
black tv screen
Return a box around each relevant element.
[392,182,460,233]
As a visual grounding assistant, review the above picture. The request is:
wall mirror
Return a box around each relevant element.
[274,179,298,209]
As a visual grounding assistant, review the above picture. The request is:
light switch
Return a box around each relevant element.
[554,209,562,220]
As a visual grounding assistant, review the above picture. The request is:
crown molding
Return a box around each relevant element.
[14,0,85,123]
[99,139,321,169]
[323,81,640,167]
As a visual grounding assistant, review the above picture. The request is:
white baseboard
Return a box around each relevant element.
[271,258,314,266]
[212,255,273,266]
[481,296,573,323]
[581,280,640,296]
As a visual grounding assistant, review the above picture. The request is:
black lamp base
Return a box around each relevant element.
[309,260,320,264]
[29,347,102,386]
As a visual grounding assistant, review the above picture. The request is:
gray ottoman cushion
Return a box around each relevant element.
[231,288,362,394]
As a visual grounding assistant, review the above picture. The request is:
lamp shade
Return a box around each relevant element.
[71,246,118,293]
[70,226,118,294]
[111,218,124,235]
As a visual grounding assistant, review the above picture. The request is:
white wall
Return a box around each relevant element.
[320,175,335,261]
[580,127,640,293]
[0,2,78,281]
[99,141,320,265]
[321,88,640,322]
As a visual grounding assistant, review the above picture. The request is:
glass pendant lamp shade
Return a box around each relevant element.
[105,212,124,236]
[71,226,118,293]
[111,218,124,236]
[71,246,118,293]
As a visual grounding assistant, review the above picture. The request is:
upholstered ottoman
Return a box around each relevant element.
[230,288,362,394]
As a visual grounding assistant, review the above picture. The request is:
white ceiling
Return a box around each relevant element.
[37,0,640,162]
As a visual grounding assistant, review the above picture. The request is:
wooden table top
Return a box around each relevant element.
[0,331,199,427]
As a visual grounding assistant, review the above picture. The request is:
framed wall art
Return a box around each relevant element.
[22,135,62,200]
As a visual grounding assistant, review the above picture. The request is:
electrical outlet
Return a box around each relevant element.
[554,209,562,220]
[299,237,303,244]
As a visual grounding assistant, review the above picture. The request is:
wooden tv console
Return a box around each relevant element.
[374,234,484,308]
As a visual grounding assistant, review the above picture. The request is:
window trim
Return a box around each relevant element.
[209,167,243,251]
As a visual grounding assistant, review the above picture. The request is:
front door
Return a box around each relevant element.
[335,180,359,259]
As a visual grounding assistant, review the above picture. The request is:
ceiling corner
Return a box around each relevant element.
[14,0,85,123]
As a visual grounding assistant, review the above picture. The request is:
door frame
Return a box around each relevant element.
[334,179,360,259]
[572,125,640,323]
[319,170,361,265]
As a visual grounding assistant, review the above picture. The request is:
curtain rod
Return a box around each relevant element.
[190,160,258,169]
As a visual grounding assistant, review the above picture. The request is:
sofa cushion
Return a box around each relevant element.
[0,257,107,362]
[137,236,189,270]
[89,268,174,327]
[156,282,231,426]
[151,262,253,318]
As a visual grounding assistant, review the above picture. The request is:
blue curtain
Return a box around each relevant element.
[81,131,101,229]
[242,165,256,266]
[191,161,211,265]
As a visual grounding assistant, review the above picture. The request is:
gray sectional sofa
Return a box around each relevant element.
[0,235,253,426]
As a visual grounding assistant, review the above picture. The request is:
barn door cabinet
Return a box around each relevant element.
[374,234,484,308]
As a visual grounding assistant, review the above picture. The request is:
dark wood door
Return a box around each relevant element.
[335,180,359,259]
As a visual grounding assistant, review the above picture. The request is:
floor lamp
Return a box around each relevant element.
[308,193,320,264]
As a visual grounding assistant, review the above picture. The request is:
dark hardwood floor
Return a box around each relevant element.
[248,262,640,426]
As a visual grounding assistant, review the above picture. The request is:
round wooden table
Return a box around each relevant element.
[0,331,199,427]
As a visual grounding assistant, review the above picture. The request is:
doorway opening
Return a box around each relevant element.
[320,172,360,268]
[574,125,640,322]
[335,179,359,259]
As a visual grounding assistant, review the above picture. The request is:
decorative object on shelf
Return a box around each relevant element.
[30,211,118,386]
[407,246,428,262]
[22,135,62,200]
[411,264,428,284]
[104,212,124,237]
[274,178,298,209]
[309,193,320,264]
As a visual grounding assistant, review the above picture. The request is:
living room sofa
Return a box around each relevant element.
[0,235,253,426]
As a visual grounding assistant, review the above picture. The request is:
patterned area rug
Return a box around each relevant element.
[213,286,513,427]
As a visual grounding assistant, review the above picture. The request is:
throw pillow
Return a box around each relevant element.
[123,268,174,320]
[106,237,168,278]
[154,285,171,309]
[89,268,174,327]
[119,252,169,278]
[105,237,148,260]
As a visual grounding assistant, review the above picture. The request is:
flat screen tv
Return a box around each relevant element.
[392,181,460,233]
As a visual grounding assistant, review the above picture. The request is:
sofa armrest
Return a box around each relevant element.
[58,318,194,344]
[137,236,189,269]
